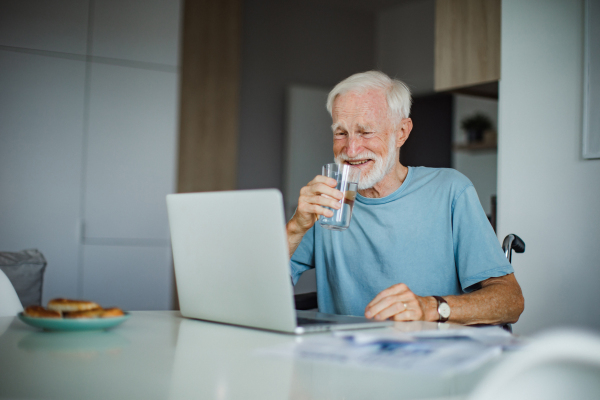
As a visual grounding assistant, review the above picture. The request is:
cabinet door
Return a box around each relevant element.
[82,245,173,310]
[0,50,86,302]
[435,0,501,91]
[84,63,178,241]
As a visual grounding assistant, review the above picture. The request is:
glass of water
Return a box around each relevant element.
[319,163,361,231]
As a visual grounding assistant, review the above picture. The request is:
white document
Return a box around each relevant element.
[258,331,505,375]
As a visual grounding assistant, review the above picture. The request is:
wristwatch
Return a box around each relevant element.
[434,296,451,323]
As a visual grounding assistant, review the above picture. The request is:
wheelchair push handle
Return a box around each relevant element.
[502,234,525,263]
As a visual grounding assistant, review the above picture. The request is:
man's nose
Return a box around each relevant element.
[345,135,363,157]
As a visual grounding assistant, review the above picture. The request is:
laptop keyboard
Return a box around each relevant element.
[297,317,340,326]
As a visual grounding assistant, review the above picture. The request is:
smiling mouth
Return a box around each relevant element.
[345,160,372,166]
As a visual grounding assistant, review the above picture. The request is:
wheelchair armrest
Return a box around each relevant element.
[294,292,318,310]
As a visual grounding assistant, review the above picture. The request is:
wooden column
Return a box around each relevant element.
[177,0,242,193]
[434,0,501,91]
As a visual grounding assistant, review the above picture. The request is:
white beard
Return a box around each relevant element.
[335,133,398,190]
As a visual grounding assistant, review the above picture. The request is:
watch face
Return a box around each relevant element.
[439,303,451,319]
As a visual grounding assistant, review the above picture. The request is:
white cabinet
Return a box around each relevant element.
[85,63,178,241]
[0,50,86,300]
[82,245,173,310]
[0,0,181,309]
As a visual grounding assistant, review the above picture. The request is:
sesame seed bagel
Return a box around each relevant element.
[24,305,61,319]
[47,298,101,313]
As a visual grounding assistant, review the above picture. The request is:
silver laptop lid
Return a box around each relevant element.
[167,189,298,333]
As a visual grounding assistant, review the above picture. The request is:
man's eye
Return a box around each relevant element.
[362,132,375,137]
[334,132,347,138]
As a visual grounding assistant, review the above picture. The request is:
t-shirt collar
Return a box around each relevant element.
[356,166,414,205]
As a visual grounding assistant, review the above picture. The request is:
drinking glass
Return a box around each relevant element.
[319,163,360,231]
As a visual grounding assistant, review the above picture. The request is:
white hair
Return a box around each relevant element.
[326,71,412,125]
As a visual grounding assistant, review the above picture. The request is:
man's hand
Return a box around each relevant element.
[286,175,343,257]
[364,274,524,325]
[364,283,437,322]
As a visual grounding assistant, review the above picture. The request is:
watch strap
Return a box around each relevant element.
[434,295,449,323]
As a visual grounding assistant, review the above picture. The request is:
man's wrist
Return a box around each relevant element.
[426,296,440,322]
[286,218,304,238]
[286,218,307,258]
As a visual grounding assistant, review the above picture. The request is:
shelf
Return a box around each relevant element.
[449,81,499,100]
[453,142,497,152]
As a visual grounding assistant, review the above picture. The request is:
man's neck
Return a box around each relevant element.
[358,162,409,199]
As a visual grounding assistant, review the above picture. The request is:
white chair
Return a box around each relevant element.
[469,329,600,400]
[0,268,23,317]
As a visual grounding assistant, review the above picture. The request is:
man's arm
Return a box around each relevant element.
[364,273,524,325]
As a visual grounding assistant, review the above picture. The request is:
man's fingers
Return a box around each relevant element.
[308,175,338,189]
[299,194,340,212]
[297,202,334,218]
[369,298,411,321]
[302,182,343,200]
[291,175,343,233]
[366,283,409,308]
[391,309,415,322]
[365,293,409,319]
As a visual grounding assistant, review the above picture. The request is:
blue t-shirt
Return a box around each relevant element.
[290,166,514,316]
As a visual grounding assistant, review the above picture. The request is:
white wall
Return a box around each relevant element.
[283,86,333,221]
[376,0,435,95]
[0,0,181,310]
[498,0,600,334]
[283,86,333,295]
[453,94,499,215]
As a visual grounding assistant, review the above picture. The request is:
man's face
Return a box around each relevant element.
[332,89,398,190]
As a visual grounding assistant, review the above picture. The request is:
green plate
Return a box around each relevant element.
[18,312,130,331]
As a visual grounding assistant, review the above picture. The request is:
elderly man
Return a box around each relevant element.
[287,71,524,325]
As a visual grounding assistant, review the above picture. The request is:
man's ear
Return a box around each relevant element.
[396,118,413,148]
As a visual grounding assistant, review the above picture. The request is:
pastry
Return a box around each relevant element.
[24,305,61,318]
[47,298,101,313]
[64,308,105,319]
[101,308,125,318]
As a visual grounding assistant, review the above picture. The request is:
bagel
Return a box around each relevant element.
[64,308,105,319]
[24,305,61,319]
[101,308,125,318]
[47,298,101,313]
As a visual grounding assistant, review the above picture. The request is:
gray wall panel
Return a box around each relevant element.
[82,245,172,310]
[0,0,89,54]
[92,0,181,66]
[84,63,178,241]
[0,50,86,302]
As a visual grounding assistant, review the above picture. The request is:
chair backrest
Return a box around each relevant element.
[0,249,47,307]
[0,268,23,317]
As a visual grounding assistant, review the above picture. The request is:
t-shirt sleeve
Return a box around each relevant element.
[290,225,316,285]
[452,185,514,292]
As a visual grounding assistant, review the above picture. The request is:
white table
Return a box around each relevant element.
[0,311,497,400]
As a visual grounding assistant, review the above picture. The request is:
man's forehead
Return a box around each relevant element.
[331,89,389,129]
[331,121,375,131]
[333,88,387,108]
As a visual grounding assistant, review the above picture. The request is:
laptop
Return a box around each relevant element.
[166,189,393,334]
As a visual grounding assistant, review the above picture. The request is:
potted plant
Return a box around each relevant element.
[461,113,493,143]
